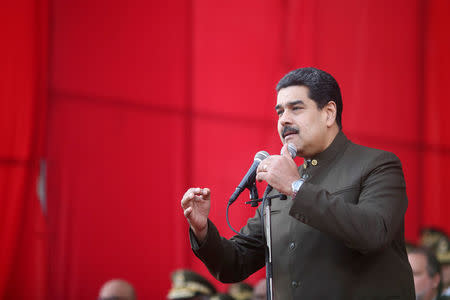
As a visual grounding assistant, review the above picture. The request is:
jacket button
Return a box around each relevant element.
[289,242,295,250]
[291,281,299,288]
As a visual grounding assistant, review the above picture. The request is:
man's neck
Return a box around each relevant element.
[324,126,340,150]
[304,126,340,159]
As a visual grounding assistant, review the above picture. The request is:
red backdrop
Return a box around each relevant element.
[0,0,48,299]
[1,0,450,299]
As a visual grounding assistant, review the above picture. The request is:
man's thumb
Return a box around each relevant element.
[282,143,297,158]
[281,143,290,157]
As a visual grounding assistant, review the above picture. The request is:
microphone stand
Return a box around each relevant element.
[234,145,296,300]
[235,182,290,299]
[263,188,274,300]
[246,191,286,300]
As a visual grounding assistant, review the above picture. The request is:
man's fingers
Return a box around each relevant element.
[181,192,193,209]
[257,164,263,173]
[256,172,266,182]
[193,195,207,202]
[186,187,201,195]
[184,206,192,218]
[257,162,268,173]
[281,143,295,159]
[191,187,211,197]
[181,188,210,209]
[181,188,196,202]
[281,143,289,156]
[181,189,198,208]
[202,188,210,197]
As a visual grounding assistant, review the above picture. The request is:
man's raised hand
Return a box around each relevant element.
[181,187,211,242]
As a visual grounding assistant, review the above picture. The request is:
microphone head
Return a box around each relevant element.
[254,151,270,162]
[286,143,297,158]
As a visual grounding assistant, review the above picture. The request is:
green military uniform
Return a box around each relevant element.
[167,269,216,299]
[420,228,450,263]
[227,282,253,300]
[190,131,415,299]
[210,293,235,300]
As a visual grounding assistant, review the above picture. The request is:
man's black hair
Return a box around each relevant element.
[409,246,443,296]
[276,67,343,129]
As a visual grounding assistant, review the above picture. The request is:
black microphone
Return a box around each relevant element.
[229,151,270,204]
[264,143,297,196]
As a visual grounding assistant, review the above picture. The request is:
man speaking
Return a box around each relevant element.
[181,67,415,299]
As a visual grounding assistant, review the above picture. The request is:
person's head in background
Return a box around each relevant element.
[98,279,136,300]
[251,279,266,300]
[420,227,450,295]
[167,269,216,300]
[408,247,442,300]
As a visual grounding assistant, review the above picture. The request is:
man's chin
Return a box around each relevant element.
[415,291,426,300]
[284,134,298,143]
[285,134,302,146]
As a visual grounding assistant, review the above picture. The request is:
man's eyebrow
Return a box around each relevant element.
[275,100,304,110]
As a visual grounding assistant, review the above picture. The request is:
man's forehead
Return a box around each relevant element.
[276,86,313,105]
[275,97,318,110]
[275,100,305,110]
[409,253,428,267]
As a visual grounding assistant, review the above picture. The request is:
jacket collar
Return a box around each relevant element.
[302,130,349,169]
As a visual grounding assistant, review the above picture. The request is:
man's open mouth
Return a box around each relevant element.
[282,127,299,138]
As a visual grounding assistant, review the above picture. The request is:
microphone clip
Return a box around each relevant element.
[245,193,287,206]
[248,181,259,207]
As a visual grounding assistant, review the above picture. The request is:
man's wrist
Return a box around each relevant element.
[291,178,305,197]
[192,224,208,244]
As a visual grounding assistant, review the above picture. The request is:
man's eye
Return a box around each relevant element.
[276,110,283,116]
[293,106,302,110]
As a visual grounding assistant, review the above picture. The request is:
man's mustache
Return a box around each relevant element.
[282,126,299,138]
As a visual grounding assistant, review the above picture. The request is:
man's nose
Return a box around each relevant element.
[279,111,293,126]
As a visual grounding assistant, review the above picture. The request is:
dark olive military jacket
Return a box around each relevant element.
[190,131,415,299]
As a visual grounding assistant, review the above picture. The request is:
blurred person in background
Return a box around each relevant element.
[251,279,266,300]
[420,228,450,296]
[408,246,450,300]
[227,282,253,300]
[167,269,216,300]
[98,279,136,300]
[181,67,414,299]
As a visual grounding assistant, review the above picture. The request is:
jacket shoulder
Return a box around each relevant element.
[345,141,401,165]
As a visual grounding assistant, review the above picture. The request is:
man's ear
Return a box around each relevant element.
[432,273,441,289]
[324,101,337,127]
